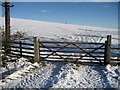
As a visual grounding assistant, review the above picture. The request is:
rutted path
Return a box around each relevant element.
[12,64,55,88]
[52,64,107,88]
[8,63,118,88]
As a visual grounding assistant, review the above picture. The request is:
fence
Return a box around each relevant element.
[2,41,34,59]
[2,35,120,65]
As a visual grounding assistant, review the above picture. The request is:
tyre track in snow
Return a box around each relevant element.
[41,62,65,88]
[52,63,112,88]
[10,63,118,88]
[91,64,112,88]
[12,64,55,88]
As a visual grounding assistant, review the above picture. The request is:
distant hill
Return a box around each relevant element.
[0,17,118,44]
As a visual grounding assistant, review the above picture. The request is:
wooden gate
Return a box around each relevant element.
[39,41,106,64]
[2,35,120,65]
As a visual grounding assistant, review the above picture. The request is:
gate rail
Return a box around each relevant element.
[2,35,120,65]
[39,41,106,64]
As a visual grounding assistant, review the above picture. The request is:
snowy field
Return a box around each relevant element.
[0,17,119,45]
[0,58,119,88]
[0,17,119,88]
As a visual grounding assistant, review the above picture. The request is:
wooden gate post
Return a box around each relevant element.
[20,41,22,57]
[34,37,40,62]
[104,35,111,65]
[0,24,2,66]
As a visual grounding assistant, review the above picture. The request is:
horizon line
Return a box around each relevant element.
[0,16,118,29]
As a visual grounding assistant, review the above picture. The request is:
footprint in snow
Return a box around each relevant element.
[70,71,74,74]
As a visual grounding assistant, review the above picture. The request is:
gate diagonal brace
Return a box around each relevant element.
[40,43,71,60]
[81,44,105,61]
[72,43,105,63]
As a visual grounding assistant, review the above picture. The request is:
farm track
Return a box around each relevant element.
[9,63,118,88]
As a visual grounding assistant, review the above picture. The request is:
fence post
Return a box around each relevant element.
[20,41,22,57]
[5,40,11,55]
[0,26,2,67]
[34,37,40,62]
[104,35,111,65]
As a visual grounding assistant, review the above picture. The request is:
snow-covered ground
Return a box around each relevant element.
[0,17,118,45]
[0,17,119,88]
[0,58,119,88]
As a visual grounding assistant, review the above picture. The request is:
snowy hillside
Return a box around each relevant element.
[0,17,118,45]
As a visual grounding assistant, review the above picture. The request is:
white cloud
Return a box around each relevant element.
[1,0,120,2]
[40,10,50,13]
[103,6,112,8]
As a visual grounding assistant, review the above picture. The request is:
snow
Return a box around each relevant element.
[0,17,118,45]
[0,17,119,88]
[0,57,41,88]
[1,62,118,88]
